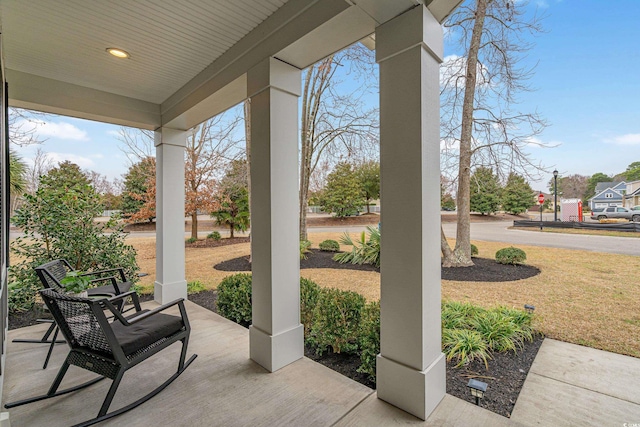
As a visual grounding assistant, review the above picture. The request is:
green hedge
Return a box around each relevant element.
[319,239,340,252]
[495,247,527,265]
[216,274,253,326]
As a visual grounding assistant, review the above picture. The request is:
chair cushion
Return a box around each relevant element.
[88,281,132,297]
[111,312,184,356]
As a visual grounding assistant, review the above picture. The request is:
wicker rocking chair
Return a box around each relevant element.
[5,289,197,427]
[13,259,134,369]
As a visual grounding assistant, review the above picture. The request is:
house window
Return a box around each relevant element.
[605,193,613,198]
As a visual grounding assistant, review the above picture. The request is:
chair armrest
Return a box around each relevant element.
[117,299,186,326]
[107,291,142,312]
[81,267,127,282]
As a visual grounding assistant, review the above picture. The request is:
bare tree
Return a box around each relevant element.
[24,148,54,194]
[185,113,242,239]
[299,44,379,240]
[8,107,50,147]
[117,128,155,166]
[440,0,547,267]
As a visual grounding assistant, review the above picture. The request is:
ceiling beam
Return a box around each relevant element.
[7,70,161,130]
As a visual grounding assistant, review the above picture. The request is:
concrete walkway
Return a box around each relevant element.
[1,301,511,427]
[511,339,640,426]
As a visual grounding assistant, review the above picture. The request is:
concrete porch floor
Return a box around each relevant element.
[2,300,511,427]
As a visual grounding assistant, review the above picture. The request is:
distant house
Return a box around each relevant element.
[588,181,626,210]
[625,180,640,207]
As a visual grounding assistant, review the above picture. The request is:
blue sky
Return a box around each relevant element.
[12,0,640,192]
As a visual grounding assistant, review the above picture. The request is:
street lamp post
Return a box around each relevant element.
[553,169,559,221]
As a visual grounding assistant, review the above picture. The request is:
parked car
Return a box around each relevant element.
[631,205,640,211]
[590,206,640,222]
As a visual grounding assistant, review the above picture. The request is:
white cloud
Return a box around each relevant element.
[18,119,89,141]
[604,133,640,146]
[106,130,121,137]
[46,152,95,169]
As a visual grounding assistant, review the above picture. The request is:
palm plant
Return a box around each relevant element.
[9,150,28,196]
[333,226,380,268]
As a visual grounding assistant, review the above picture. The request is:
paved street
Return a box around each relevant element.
[441,220,640,256]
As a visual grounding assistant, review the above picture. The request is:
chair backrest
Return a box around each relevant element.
[39,288,113,356]
[35,259,73,293]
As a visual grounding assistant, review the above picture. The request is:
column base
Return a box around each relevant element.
[376,352,446,420]
[249,324,304,372]
[154,280,187,305]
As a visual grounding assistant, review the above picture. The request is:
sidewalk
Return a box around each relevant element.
[511,339,640,426]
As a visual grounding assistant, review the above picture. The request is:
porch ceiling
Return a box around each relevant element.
[0,0,461,130]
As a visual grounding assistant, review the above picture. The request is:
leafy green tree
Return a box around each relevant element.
[441,182,456,211]
[211,160,250,238]
[10,165,138,308]
[319,162,365,217]
[502,173,534,215]
[121,157,155,222]
[469,167,501,215]
[355,161,380,214]
[622,161,640,182]
[583,172,611,200]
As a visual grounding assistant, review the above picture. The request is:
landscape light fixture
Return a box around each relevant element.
[524,304,535,313]
[106,48,130,59]
[553,169,559,222]
[467,379,488,406]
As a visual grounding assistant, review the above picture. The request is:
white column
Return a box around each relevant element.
[375,6,445,420]
[154,127,188,304]
[247,57,303,372]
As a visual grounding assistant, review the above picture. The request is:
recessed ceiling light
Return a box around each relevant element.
[106,48,130,59]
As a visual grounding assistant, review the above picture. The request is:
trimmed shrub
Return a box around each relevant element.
[8,281,40,313]
[216,274,253,326]
[207,231,222,241]
[186,237,198,244]
[319,239,340,252]
[300,240,312,260]
[300,278,321,339]
[471,244,479,257]
[308,288,366,355]
[187,280,206,294]
[357,301,380,381]
[495,247,526,265]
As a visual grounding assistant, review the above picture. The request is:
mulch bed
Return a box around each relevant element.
[186,236,250,248]
[215,250,540,282]
[442,257,540,282]
[188,288,541,418]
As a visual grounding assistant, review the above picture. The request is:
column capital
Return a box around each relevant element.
[375,5,443,64]
[154,127,187,147]
[247,57,301,98]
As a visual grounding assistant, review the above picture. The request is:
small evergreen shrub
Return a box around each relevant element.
[300,240,312,260]
[472,311,519,352]
[333,226,380,268]
[186,237,198,244]
[495,247,526,265]
[441,301,486,330]
[187,280,206,294]
[207,231,222,241]
[357,301,380,381]
[308,288,365,355]
[8,281,39,313]
[300,278,321,339]
[471,244,479,257]
[319,239,340,252]
[216,274,253,326]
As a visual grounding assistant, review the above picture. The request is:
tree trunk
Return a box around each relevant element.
[299,69,312,241]
[229,223,234,239]
[191,212,198,240]
[244,99,252,263]
[441,0,489,268]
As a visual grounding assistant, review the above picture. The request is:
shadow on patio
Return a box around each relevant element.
[2,301,512,427]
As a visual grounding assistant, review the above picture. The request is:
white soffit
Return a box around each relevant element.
[0,0,288,105]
